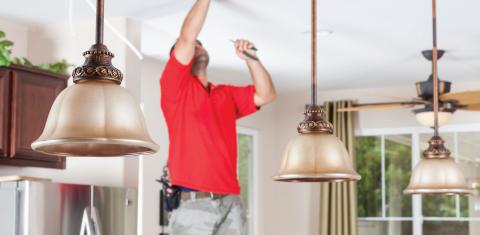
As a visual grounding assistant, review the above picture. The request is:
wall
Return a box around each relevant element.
[0,18,28,58]
[138,56,166,235]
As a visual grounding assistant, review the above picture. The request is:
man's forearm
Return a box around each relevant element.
[179,0,211,43]
[174,0,211,64]
[247,60,276,107]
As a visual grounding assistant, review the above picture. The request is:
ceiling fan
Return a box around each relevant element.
[338,49,480,127]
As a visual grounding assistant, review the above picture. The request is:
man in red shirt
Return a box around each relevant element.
[160,0,276,234]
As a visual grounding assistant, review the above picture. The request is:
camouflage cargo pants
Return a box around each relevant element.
[169,194,247,235]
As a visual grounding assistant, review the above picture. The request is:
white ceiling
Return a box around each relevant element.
[1,0,480,93]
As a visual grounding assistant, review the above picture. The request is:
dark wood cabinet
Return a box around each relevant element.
[0,65,68,169]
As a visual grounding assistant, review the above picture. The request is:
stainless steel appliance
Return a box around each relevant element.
[0,178,137,235]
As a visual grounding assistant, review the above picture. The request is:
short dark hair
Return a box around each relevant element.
[170,40,203,56]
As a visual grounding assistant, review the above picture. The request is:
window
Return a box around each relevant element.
[237,127,257,235]
[356,125,480,235]
[356,135,413,235]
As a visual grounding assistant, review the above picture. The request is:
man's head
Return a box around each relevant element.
[171,40,209,76]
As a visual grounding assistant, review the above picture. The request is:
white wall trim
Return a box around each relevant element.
[356,123,480,136]
[237,126,259,235]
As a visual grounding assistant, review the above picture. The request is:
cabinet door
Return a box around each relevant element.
[5,68,67,169]
[0,68,9,158]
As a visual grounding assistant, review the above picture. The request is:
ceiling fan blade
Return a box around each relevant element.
[440,91,480,105]
[338,102,418,112]
[458,104,480,111]
[368,93,430,104]
[446,49,480,61]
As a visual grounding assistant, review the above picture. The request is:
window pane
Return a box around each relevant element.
[462,194,480,220]
[423,195,456,217]
[420,133,456,217]
[460,195,469,218]
[358,220,412,235]
[458,132,480,218]
[385,135,412,217]
[423,221,469,235]
[238,134,252,212]
[356,136,382,217]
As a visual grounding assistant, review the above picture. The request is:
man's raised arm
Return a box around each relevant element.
[174,0,211,64]
[234,39,277,107]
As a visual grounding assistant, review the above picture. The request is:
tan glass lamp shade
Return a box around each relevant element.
[273,132,361,182]
[404,136,470,195]
[404,158,470,195]
[31,80,159,157]
[273,105,361,182]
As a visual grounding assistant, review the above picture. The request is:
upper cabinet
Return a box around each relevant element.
[0,65,68,169]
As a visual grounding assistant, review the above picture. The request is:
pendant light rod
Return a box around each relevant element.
[311,0,318,105]
[431,0,439,137]
[95,0,104,44]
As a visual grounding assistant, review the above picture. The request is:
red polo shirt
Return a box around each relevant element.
[160,54,258,195]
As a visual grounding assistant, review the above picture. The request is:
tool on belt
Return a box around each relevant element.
[157,165,182,212]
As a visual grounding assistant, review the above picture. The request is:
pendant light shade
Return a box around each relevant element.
[404,136,470,195]
[31,0,159,157]
[31,80,159,157]
[404,158,470,195]
[273,132,361,182]
[273,105,361,182]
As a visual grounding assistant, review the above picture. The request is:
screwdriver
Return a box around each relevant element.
[230,40,259,61]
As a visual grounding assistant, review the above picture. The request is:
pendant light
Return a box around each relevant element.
[31,0,159,157]
[273,0,361,182]
[404,0,470,195]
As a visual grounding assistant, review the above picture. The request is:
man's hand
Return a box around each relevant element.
[234,39,258,61]
[234,39,276,107]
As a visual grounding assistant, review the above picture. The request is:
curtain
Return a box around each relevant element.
[319,100,358,235]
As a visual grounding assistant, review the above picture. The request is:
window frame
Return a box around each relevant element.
[356,123,480,235]
[237,126,259,235]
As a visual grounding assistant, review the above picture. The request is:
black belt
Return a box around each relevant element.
[181,191,226,200]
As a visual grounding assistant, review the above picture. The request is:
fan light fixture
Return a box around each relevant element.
[404,0,470,195]
[273,0,361,182]
[31,0,159,157]
[414,110,454,128]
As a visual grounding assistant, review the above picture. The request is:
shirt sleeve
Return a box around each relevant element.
[160,53,194,102]
[229,85,260,119]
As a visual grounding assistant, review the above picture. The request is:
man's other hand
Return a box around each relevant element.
[233,39,258,61]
